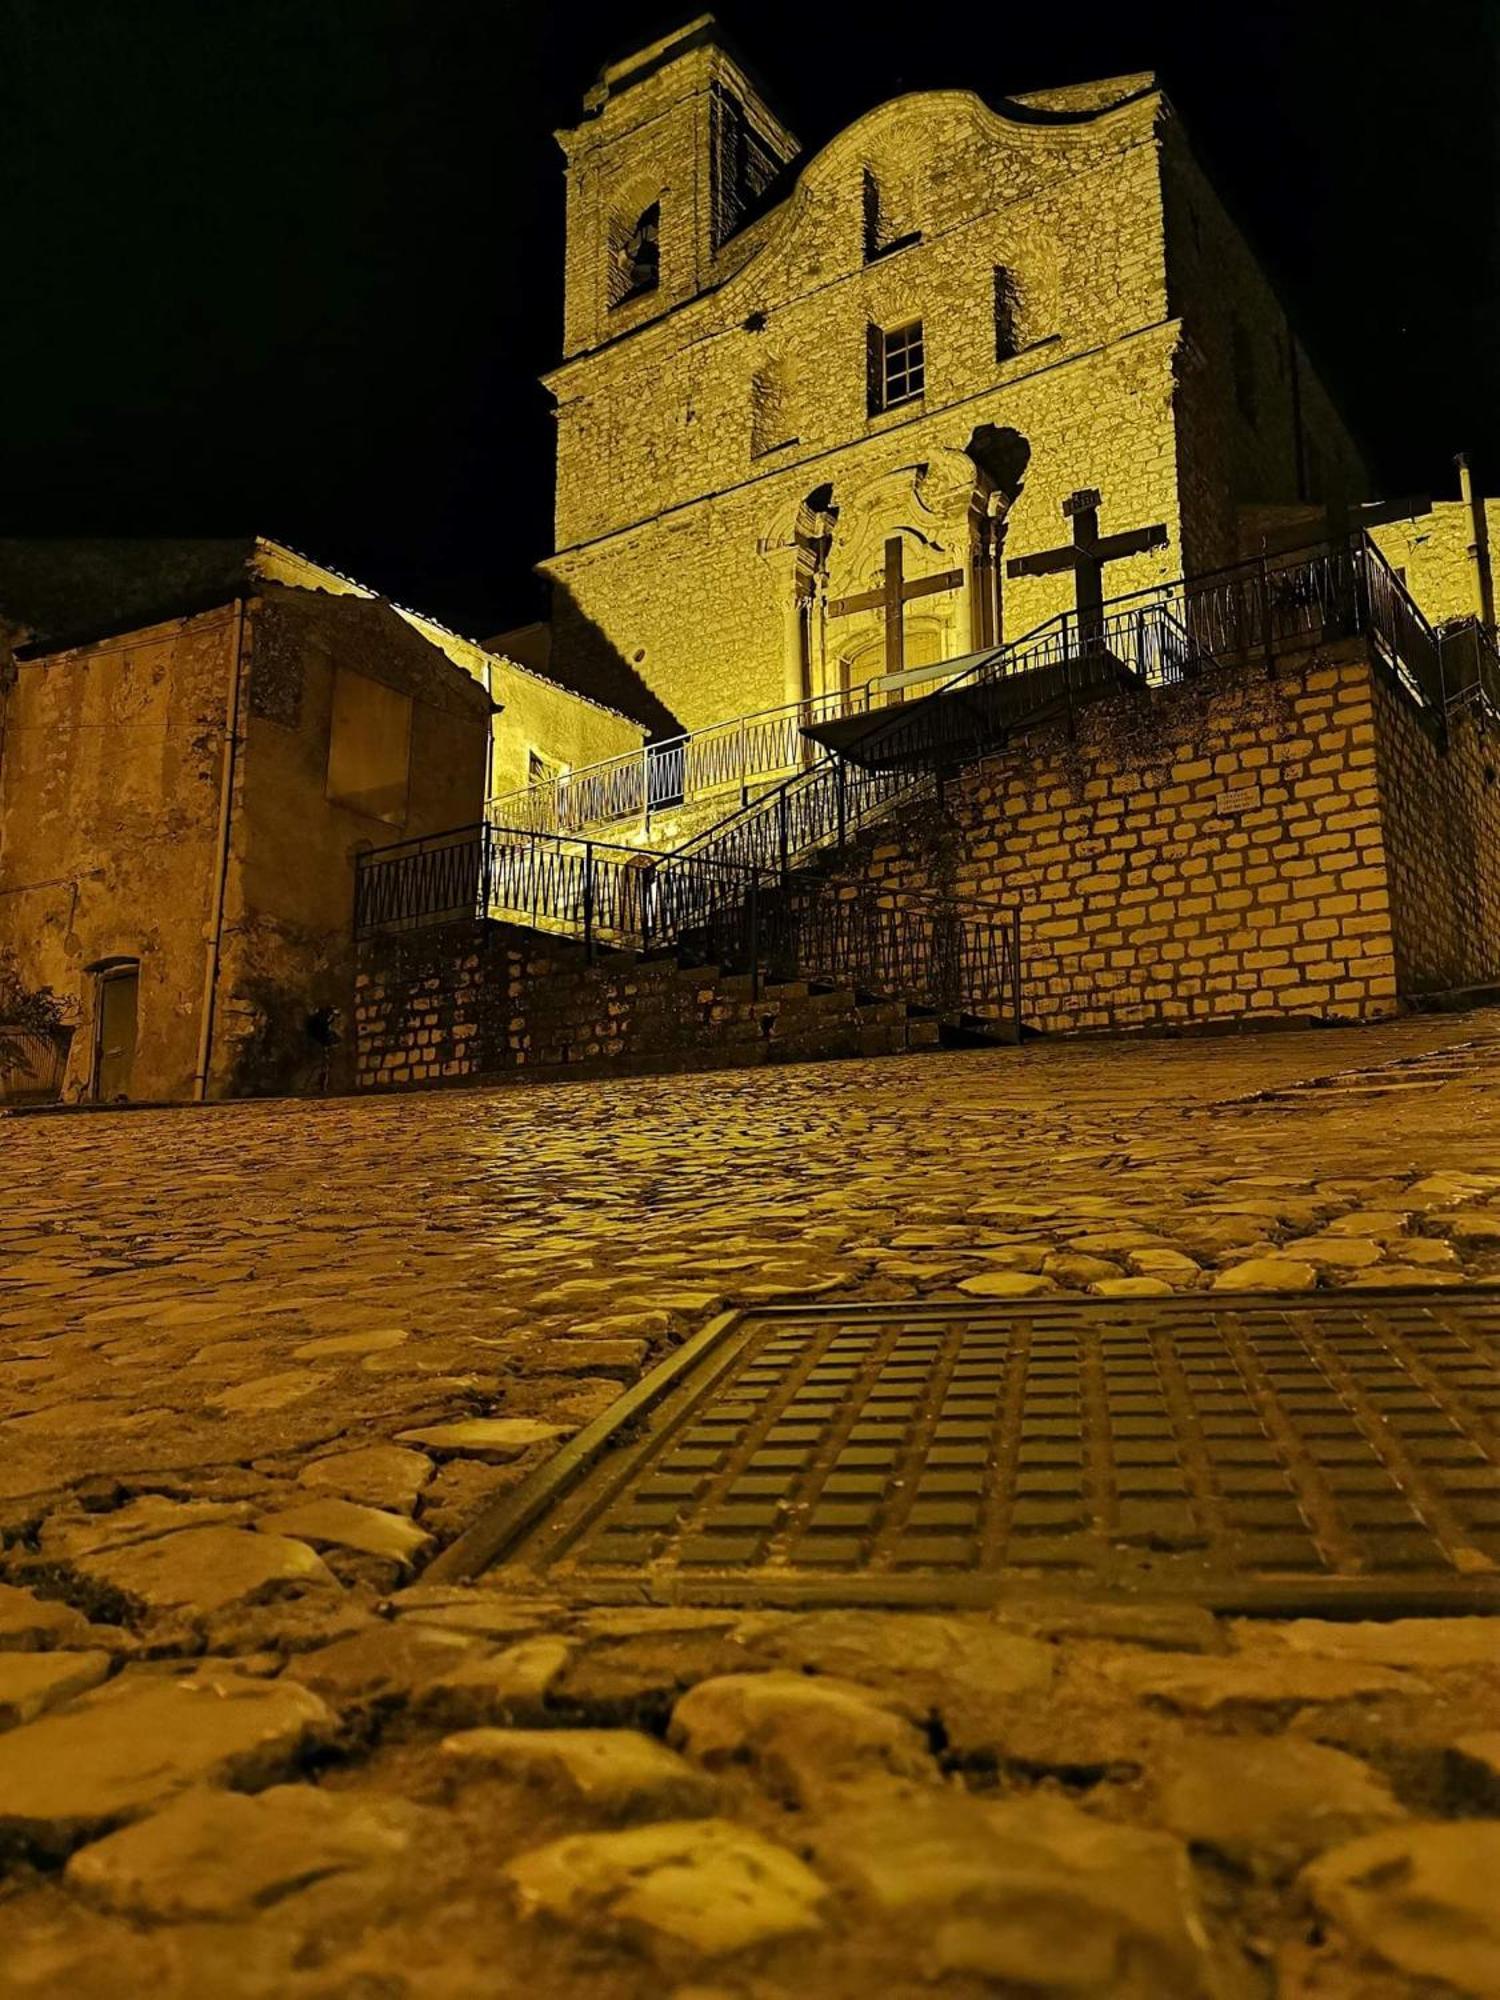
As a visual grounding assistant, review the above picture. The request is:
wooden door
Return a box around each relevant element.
[94,967,139,1102]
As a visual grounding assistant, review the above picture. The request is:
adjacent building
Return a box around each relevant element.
[0,538,641,1101]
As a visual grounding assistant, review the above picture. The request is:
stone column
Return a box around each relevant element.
[761,545,813,711]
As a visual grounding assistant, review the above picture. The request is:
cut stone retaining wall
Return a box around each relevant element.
[354,923,937,1092]
[356,637,1500,1083]
[820,639,1500,1036]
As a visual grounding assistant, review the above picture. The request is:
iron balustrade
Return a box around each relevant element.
[1440,621,1500,725]
[359,534,1460,969]
[746,881,1023,1035]
[354,825,489,936]
[485,826,758,957]
[487,683,888,840]
[0,1027,74,1105]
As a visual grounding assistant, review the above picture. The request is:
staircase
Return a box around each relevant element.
[358,599,1201,1043]
[359,532,1463,1050]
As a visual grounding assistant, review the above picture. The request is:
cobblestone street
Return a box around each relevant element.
[3,1020,1500,1997]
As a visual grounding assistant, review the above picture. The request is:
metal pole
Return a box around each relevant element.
[194,595,246,1104]
[641,864,653,954]
[1259,555,1274,677]
[739,718,748,805]
[1457,452,1496,632]
[835,757,847,849]
[749,872,760,1000]
[778,790,790,885]
[642,744,652,839]
[1011,907,1024,1044]
[583,841,594,962]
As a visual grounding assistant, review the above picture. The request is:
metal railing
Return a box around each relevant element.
[360,533,1461,957]
[1097,534,1452,715]
[485,826,757,955]
[0,1027,73,1106]
[1438,619,1500,725]
[487,683,886,840]
[748,880,1023,1032]
[354,825,490,936]
[486,533,1460,847]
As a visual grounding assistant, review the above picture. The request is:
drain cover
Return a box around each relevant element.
[443,1292,1500,1614]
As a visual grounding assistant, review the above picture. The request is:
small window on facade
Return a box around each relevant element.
[994,268,1021,361]
[326,666,412,825]
[1231,316,1258,427]
[527,747,562,787]
[861,166,920,263]
[868,320,925,414]
[750,363,797,458]
[611,201,660,306]
[862,169,882,262]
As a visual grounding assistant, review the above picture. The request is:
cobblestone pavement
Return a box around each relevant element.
[3,1017,1500,1997]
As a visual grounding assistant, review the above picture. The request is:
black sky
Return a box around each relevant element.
[4,0,1497,637]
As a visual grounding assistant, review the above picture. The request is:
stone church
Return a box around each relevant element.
[539,15,1370,735]
[351,14,1500,1086]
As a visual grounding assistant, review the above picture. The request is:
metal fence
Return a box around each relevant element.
[485,827,757,954]
[488,685,865,839]
[753,882,1022,1032]
[359,533,1467,962]
[354,826,489,936]
[0,1028,73,1105]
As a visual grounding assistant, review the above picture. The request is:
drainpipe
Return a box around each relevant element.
[1456,453,1496,633]
[193,597,246,1103]
[483,655,496,804]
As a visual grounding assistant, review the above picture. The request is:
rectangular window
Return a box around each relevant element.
[326,666,412,825]
[869,319,924,414]
[528,747,562,787]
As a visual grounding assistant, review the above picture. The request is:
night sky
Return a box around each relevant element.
[5,0,1496,638]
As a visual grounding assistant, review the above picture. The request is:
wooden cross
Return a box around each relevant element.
[1006,490,1168,649]
[827,534,964,680]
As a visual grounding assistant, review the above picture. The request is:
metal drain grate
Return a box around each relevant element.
[439,1292,1500,1614]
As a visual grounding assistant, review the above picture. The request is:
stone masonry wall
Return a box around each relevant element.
[1371,672,1500,994]
[356,646,1500,1072]
[546,83,1186,732]
[1159,118,1369,579]
[824,642,1403,1035]
[354,922,936,1092]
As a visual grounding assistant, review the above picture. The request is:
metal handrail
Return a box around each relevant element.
[486,682,895,840]
[359,533,1457,952]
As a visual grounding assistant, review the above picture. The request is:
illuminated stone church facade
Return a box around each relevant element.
[541,15,1367,735]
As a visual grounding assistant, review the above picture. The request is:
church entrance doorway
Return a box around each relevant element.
[839,621,946,710]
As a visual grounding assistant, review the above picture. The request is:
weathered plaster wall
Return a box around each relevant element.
[486,657,645,803]
[254,541,642,815]
[218,589,492,1097]
[0,607,233,1101]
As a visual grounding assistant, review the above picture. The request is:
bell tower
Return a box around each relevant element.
[555,15,798,359]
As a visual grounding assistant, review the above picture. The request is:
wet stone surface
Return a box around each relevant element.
[3,1020,1500,1994]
